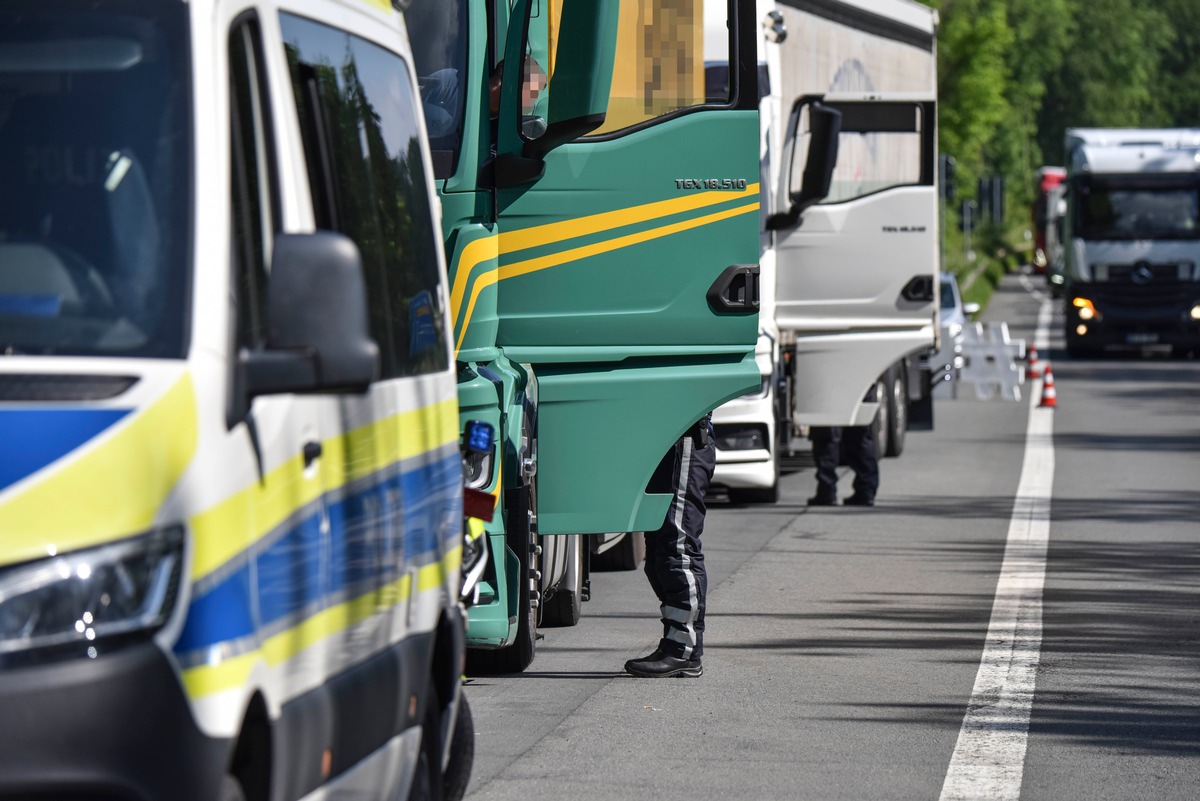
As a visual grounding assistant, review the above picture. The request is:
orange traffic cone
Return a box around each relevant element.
[1027,345,1042,379]
[1039,364,1057,408]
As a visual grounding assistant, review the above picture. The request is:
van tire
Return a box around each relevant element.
[443,694,475,801]
[410,690,445,801]
[218,776,247,801]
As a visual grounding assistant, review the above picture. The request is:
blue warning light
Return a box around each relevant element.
[464,420,495,454]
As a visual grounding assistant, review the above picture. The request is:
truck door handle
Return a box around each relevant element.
[707,264,760,313]
[901,275,935,302]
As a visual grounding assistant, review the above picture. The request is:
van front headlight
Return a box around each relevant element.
[0,526,184,665]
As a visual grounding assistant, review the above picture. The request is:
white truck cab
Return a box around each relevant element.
[0,1,476,798]
[1061,128,1200,356]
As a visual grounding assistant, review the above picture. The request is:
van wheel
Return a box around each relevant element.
[885,367,907,457]
[409,691,445,801]
[541,535,582,627]
[443,694,475,801]
[218,776,247,801]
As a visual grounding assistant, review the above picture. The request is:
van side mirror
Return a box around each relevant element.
[240,232,379,399]
[494,0,619,186]
[766,102,841,230]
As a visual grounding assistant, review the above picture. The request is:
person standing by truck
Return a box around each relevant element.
[807,424,879,507]
[625,415,716,679]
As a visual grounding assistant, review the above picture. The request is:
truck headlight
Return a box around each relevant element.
[1072,297,1100,321]
[460,517,488,606]
[0,526,184,665]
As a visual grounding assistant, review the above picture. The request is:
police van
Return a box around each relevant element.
[0,0,478,799]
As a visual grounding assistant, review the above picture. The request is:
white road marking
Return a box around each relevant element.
[939,300,1055,801]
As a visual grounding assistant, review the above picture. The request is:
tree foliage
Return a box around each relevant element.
[919,0,1196,221]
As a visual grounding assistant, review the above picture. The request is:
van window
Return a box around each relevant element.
[280,13,448,378]
[229,18,276,351]
[0,0,192,358]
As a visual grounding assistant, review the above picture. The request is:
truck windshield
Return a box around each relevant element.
[405,1,468,179]
[0,1,191,358]
[1076,178,1200,241]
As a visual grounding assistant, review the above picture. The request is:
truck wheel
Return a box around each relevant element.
[541,535,583,627]
[443,693,474,801]
[885,366,907,457]
[467,485,537,674]
[591,531,645,571]
[872,377,890,459]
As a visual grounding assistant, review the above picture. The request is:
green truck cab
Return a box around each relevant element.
[407,0,762,671]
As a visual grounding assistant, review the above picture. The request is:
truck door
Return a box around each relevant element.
[773,93,939,426]
[483,0,762,534]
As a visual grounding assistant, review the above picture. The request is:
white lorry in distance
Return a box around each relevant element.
[711,0,940,502]
[1060,128,1200,357]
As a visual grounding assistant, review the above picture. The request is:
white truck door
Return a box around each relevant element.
[772,93,938,426]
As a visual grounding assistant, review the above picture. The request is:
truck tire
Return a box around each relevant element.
[871,377,890,459]
[467,485,537,674]
[885,366,907,457]
[443,694,474,801]
[591,531,645,571]
[541,535,582,627]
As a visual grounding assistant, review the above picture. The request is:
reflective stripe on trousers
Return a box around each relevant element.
[643,417,715,660]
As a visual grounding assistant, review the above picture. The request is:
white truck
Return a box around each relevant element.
[1060,128,1200,357]
[711,0,940,502]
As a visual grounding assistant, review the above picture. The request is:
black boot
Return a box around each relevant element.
[624,649,703,678]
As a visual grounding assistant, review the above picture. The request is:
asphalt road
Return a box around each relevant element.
[460,269,1200,801]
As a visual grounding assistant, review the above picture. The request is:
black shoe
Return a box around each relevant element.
[807,495,837,507]
[843,494,875,506]
[624,651,703,678]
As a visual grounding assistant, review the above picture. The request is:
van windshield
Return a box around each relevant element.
[0,1,192,358]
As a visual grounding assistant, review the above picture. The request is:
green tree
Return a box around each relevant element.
[1037,0,1173,163]
[1157,0,1200,127]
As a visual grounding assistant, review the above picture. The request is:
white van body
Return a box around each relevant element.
[0,1,474,798]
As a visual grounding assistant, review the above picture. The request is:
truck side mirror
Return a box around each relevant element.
[240,232,380,399]
[495,0,619,186]
[766,102,841,230]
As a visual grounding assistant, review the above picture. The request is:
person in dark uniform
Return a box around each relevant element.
[625,414,715,678]
[807,424,878,506]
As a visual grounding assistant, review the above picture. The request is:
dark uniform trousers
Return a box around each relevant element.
[811,425,878,502]
[643,414,715,661]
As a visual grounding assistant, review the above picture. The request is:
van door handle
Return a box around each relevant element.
[303,441,323,468]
